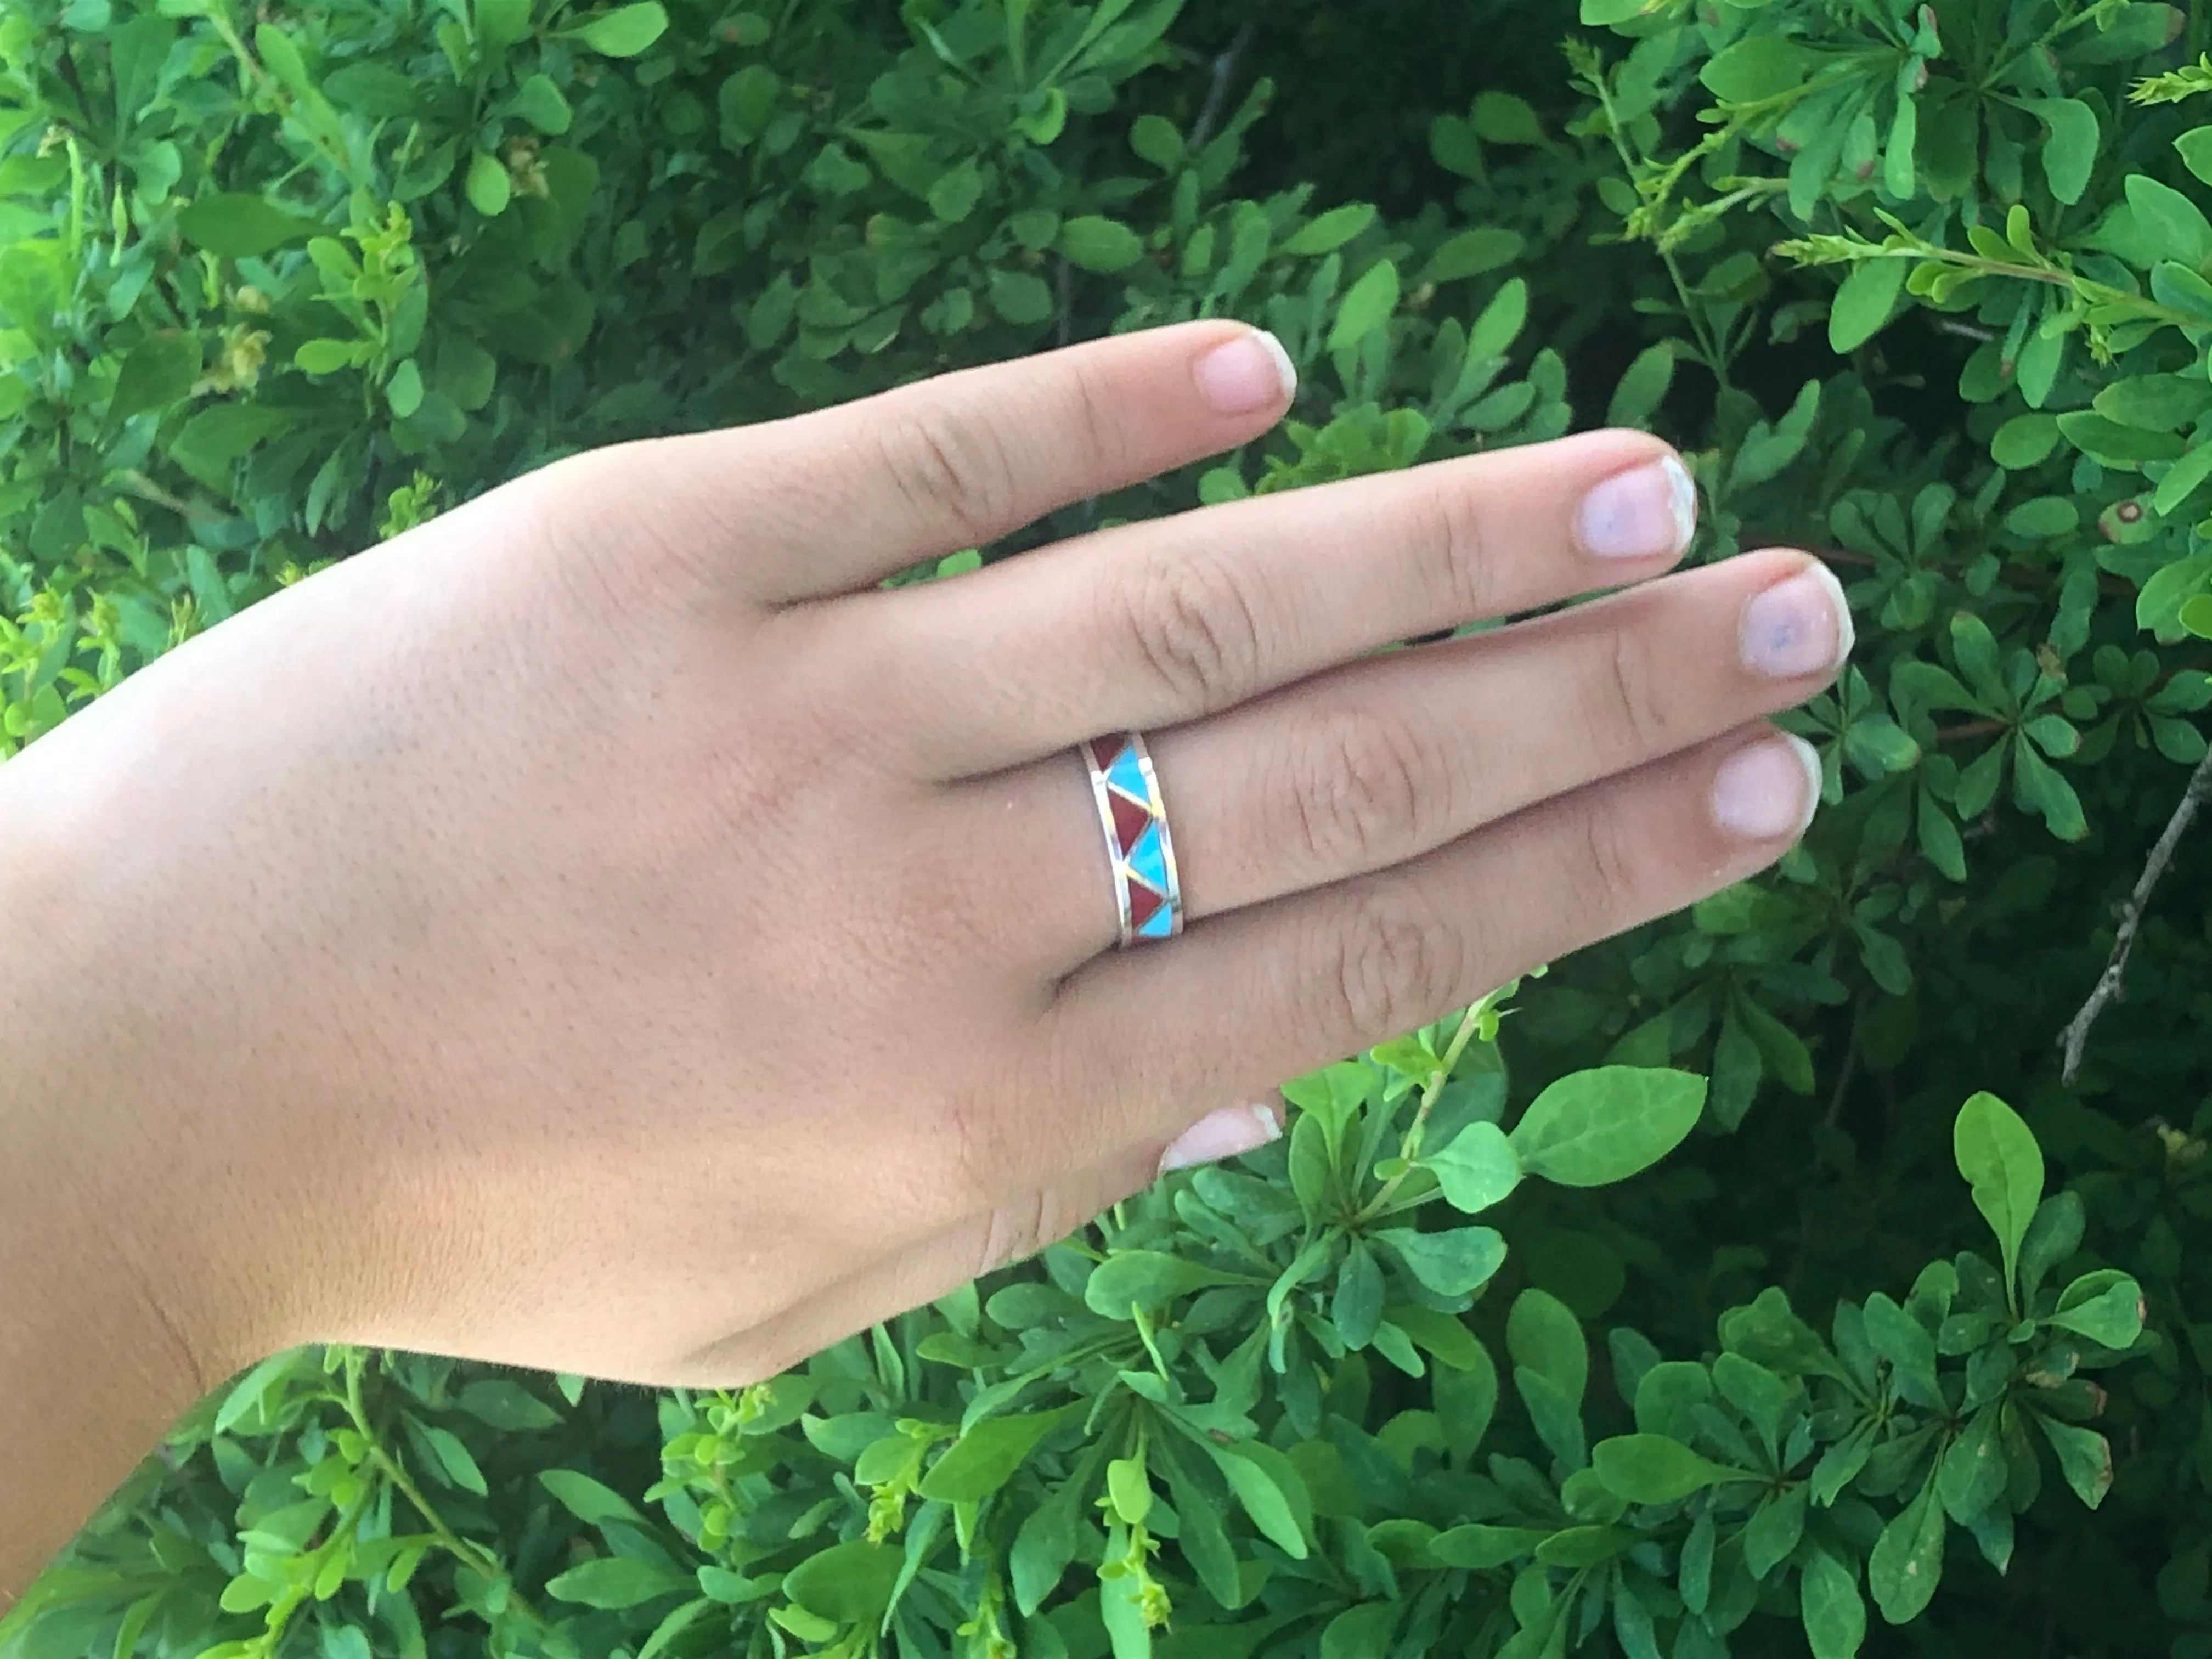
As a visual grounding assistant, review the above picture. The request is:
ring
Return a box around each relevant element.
[1079,732,1184,947]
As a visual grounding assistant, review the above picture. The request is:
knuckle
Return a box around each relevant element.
[1412,477,1496,620]
[1117,546,1267,708]
[876,400,1020,548]
[1594,624,1678,759]
[974,1188,1064,1278]
[1573,799,1645,924]
[1286,704,1442,872]
[1312,873,1467,1048]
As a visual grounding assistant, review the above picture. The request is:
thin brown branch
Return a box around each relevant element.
[2058,743,2212,1085]
[1936,718,2009,744]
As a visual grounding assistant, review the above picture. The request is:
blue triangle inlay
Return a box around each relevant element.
[1138,904,1176,938]
[1127,822,1167,891]
[1106,748,1149,804]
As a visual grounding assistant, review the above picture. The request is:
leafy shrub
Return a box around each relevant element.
[3,0,2210,1655]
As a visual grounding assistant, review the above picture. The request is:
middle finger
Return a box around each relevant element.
[838,430,1697,782]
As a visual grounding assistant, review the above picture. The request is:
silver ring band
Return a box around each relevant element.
[1078,732,1183,947]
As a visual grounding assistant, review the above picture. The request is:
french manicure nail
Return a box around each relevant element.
[1577,455,1697,560]
[1194,329,1298,415]
[1740,562,1855,679]
[1159,1101,1283,1173]
[1711,735,1823,842]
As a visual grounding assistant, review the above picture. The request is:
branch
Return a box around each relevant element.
[2058,743,2212,1085]
[1188,19,1259,150]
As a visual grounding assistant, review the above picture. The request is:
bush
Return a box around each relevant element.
[1,0,2208,1655]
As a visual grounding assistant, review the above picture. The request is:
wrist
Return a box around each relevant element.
[0,763,296,1599]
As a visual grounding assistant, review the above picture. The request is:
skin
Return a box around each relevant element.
[0,320,1846,1604]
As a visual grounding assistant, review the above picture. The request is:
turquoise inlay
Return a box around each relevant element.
[1106,747,1148,803]
[1127,822,1167,891]
[1138,904,1176,938]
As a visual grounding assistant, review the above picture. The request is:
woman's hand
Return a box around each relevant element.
[2,320,1847,1405]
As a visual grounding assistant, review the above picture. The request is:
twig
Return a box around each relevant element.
[2058,744,2212,1084]
[1824,1000,1861,1129]
[1188,19,1259,150]
[1936,718,2008,744]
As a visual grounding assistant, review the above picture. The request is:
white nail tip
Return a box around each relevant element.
[1806,560,1856,669]
[1662,455,1697,552]
[1253,330,1298,403]
[1785,733,1825,836]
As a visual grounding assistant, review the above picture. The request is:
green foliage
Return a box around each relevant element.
[4,0,2212,1654]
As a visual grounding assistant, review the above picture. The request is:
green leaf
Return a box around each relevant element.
[512,73,573,134]
[1954,1092,2043,1296]
[637,1599,710,1659]
[1472,91,1544,145]
[2058,410,2187,464]
[572,1,667,55]
[928,162,985,223]
[2032,1415,2114,1508]
[1210,1443,1309,1559]
[177,192,320,257]
[989,268,1055,324]
[109,331,199,424]
[294,338,356,375]
[1329,259,1400,351]
[782,1539,901,1625]
[1508,1067,1706,1187]
[466,150,511,217]
[386,358,423,419]
[918,1406,1077,1502]
[1829,258,1905,351]
[545,1558,689,1611]
[1130,114,1182,171]
[1319,1603,1397,1659]
[1333,1239,1386,1346]
[1429,1523,1547,1568]
[1282,204,1379,258]
[1991,414,2061,469]
[1867,1480,1945,1623]
[1799,1550,1867,1659]
[1419,227,1523,284]
[1700,37,1816,103]
[1376,1226,1505,1297]
[1423,1120,1522,1212]
[1507,1288,1586,1407]
[2048,1275,2145,1349]
[456,1379,561,1431]
[2033,99,2098,204]
[539,1469,647,1529]
[1085,1251,1249,1318]
[476,0,531,49]
[1465,276,1527,360]
[2126,173,2212,269]
[1936,1406,2006,1523]
[1591,1435,1735,1504]
[1606,343,1675,429]
[1059,215,1145,273]
[2181,126,2212,188]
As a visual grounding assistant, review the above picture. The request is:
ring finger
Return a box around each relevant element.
[968,547,1849,967]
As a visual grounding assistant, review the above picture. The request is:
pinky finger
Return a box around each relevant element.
[1048,725,1822,1138]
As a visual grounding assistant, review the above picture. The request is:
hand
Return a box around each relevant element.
[2,321,1847,1400]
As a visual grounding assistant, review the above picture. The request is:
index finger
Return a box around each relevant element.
[643,321,1300,606]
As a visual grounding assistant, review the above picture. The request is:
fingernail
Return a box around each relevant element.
[1159,1102,1282,1173]
[1194,329,1297,415]
[1577,455,1696,560]
[1712,735,1823,841]
[1740,561,1854,679]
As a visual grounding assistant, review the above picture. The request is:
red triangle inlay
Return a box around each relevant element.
[1126,881,1165,929]
[1110,788,1152,853]
[1089,736,1124,772]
